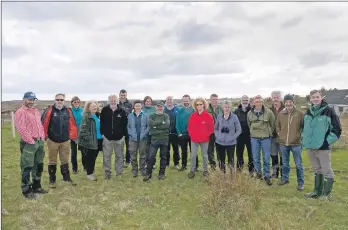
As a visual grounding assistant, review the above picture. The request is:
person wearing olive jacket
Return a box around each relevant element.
[78,101,103,181]
[302,90,342,200]
[247,95,275,186]
[276,94,305,191]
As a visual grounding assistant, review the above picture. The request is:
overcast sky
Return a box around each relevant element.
[2,2,348,101]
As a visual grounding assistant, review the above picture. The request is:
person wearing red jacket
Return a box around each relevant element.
[187,97,214,179]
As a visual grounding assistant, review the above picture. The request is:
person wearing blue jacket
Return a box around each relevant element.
[128,100,150,177]
[70,96,84,173]
[214,101,242,174]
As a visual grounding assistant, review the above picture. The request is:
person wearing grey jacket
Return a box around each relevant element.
[214,101,242,173]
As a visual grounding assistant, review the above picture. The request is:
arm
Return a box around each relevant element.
[232,116,242,140]
[79,116,90,141]
[276,114,281,135]
[100,108,105,136]
[176,110,182,135]
[247,112,252,129]
[68,109,78,140]
[127,115,135,140]
[269,111,276,135]
[149,115,163,126]
[14,109,35,144]
[326,109,342,145]
[123,111,128,137]
[35,109,45,139]
[208,114,214,135]
[187,114,193,137]
[157,114,170,130]
[145,115,150,135]
[214,118,220,131]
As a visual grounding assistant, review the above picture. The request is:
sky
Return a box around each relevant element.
[2,2,348,102]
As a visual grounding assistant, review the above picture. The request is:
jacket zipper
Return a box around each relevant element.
[286,113,294,145]
[60,110,63,138]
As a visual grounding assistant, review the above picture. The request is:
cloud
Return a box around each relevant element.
[281,16,302,28]
[2,45,27,58]
[299,51,344,68]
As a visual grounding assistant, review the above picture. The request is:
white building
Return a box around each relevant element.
[325,89,348,116]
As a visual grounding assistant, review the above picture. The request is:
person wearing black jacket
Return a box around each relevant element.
[100,95,128,179]
[234,95,254,173]
[119,89,133,168]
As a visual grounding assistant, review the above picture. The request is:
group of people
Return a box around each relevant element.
[14,89,342,201]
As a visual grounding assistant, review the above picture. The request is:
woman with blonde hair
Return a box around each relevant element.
[187,97,214,179]
[77,100,103,181]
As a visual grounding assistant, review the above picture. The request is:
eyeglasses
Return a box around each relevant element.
[196,103,203,106]
[56,99,64,102]
[73,101,80,104]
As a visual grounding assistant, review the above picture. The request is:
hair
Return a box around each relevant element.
[133,100,142,108]
[210,93,218,98]
[83,100,101,114]
[310,89,321,96]
[119,89,127,94]
[143,96,152,104]
[166,96,173,101]
[55,93,65,98]
[108,94,119,104]
[223,100,231,108]
[271,90,282,98]
[253,95,264,102]
[182,94,191,99]
[71,96,80,105]
[193,97,208,111]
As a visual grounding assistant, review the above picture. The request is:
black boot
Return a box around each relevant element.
[22,188,37,200]
[32,179,48,194]
[48,165,57,188]
[61,164,77,186]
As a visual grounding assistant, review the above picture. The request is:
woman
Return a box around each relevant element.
[214,101,242,174]
[70,96,83,173]
[187,97,214,179]
[77,100,103,181]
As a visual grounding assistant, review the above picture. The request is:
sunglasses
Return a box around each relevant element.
[56,99,64,102]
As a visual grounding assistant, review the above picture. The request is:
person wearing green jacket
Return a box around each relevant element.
[303,90,342,200]
[142,96,157,169]
[143,102,170,181]
[206,93,223,169]
[248,95,275,186]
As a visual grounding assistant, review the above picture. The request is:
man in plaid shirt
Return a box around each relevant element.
[14,92,48,200]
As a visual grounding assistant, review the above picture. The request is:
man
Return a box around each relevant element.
[119,89,133,168]
[269,90,285,178]
[176,94,197,171]
[303,90,342,199]
[42,93,78,188]
[276,94,305,190]
[234,95,254,173]
[142,96,156,168]
[164,96,180,169]
[247,95,275,186]
[100,95,128,179]
[14,92,48,200]
[143,102,170,181]
[206,94,223,169]
[128,100,150,177]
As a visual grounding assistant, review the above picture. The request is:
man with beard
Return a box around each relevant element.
[234,95,254,174]
[119,89,133,168]
[269,90,285,178]
[14,92,48,199]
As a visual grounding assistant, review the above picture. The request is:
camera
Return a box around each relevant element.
[221,127,230,134]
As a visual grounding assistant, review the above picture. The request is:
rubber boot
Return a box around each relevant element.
[305,173,323,199]
[32,179,48,194]
[22,188,37,200]
[320,177,334,200]
[61,164,77,186]
[48,165,57,188]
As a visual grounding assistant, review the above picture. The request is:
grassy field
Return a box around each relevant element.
[1,121,348,230]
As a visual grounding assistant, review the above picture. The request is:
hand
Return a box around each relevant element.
[153,126,157,129]
[162,121,165,124]
[178,134,183,137]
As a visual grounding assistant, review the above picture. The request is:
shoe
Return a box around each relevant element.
[61,164,77,186]
[49,182,56,189]
[87,174,97,181]
[143,174,152,182]
[32,179,48,194]
[188,171,195,179]
[23,191,37,200]
[265,177,272,186]
[175,165,180,170]
[194,168,199,172]
[133,174,138,178]
[256,173,263,180]
[158,174,165,180]
[178,166,187,171]
[297,184,305,191]
[278,180,289,186]
[320,177,334,199]
[124,162,130,168]
[153,165,156,169]
[305,173,324,199]
[105,171,111,180]
[203,171,209,177]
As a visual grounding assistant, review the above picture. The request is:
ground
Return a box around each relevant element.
[1,121,348,230]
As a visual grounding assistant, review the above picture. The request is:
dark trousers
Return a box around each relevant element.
[147,139,168,176]
[166,134,180,166]
[178,135,198,168]
[236,134,254,173]
[81,139,102,175]
[124,135,130,164]
[70,140,82,172]
[216,143,235,173]
[208,134,217,166]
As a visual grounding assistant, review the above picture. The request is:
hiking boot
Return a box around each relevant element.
[188,171,195,179]
[143,174,152,182]
[105,171,111,180]
[320,177,334,199]
[23,190,37,200]
[256,173,263,180]
[278,179,289,186]
[203,171,209,177]
[32,179,48,194]
[61,164,77,186]
[297,184,305,191]
[305,173,323,199]
[265,177,272,186]
[158,174,165,180]
[175,165,180,170]
[87,174,97,181]
[178,166,187,171]
[194,168,199,172]
[48,165,57,188]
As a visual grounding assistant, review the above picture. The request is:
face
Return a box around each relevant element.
[109,96,118,107]
[310,92,322,105]
[272,94,281,105]
[211,96,218,106]
[119,92,127,101]
[182,96,190,107]
[241,97,249,106]
[89,103,98,113]
[254,99,263,109]
[285,100,294,110]
[156,105,164,113]
[134,103,142,112]
[223,104,231,113]
[72,99,80,108]
[55,95,65,107]
[145,99,152,107]
[195,101,204,111]
[24,98,35,108]
[166,97,173,106]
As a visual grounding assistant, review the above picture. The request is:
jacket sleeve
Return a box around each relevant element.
[208,113,214,135]
[187,114,193,137]
[78,115,90,141]
[41,107,51,138]
[149,114,163,126]
[68,109,78,140]
[276,114,281,134]
[123,111,128,137]
[127,115,136,140]
[326,108,342,145]
[232,115,242,140]
[214,117,220,132]
[35,109,45,139]
[176,109,182,135]
[269,110,276,135]
[247,111,252,129]
[157,114,170,130]
[14,109,35,144]
[145,115,150,135]
[100,108,105,136]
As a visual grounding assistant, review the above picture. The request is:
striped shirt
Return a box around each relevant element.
[14,105,45,144]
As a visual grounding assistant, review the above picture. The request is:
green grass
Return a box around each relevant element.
[1,124,348,230]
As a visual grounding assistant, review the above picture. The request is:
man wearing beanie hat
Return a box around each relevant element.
[276,94,305,191]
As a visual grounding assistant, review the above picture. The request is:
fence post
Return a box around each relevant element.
[11,111,16,139]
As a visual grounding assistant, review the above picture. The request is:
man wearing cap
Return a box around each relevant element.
[42,93,78,188]
[276,94,305,190]
[14,92,48,199]
[143,102,170,181]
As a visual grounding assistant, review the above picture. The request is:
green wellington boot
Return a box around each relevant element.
[320,177,334,200]
[305,173,324,199]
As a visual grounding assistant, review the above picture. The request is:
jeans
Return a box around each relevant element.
[251,137,271,178]
[147,139,168,176]
[280,145,304,185]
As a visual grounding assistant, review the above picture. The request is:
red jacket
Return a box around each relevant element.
[188,110,214,143]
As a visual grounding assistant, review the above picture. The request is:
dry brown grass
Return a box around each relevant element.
[333,116,348,150]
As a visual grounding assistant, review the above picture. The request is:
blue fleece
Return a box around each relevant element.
[72,107,83,132]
